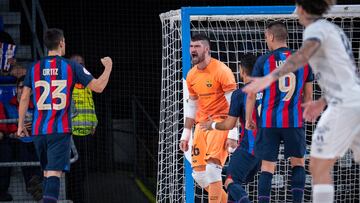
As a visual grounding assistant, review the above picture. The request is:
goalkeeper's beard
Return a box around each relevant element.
[191,53,205,65]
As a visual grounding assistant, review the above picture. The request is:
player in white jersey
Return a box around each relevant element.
[243,0,360,202]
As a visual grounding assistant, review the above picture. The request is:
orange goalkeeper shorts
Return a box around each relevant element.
[191,122,229,168]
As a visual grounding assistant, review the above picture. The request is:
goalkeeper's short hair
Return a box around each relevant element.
[191,33,211,48]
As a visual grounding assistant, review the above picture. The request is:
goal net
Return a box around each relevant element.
[158,5,360,203]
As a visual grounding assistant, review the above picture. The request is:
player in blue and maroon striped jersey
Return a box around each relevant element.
[25,54,99,136]
[251,50,312,129]
[17,28,112,203]
[245,22,313,203]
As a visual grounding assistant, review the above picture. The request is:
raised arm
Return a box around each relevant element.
[87,57,113,93]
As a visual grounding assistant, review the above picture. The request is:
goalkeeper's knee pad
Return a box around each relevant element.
[192,170,209,188]
[206,163,222,184]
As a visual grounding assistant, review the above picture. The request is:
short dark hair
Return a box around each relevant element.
[266,21,288,42]
[191,34,211,47]
[44,28,64,50]
[239,54,257,75]
[16,75,25,87]
[296,0,333,16]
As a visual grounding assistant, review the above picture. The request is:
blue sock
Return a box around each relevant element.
[43,177,48,191]
[258,171,273,203]
[291,166,305,203]
[227,182,250,203]
[43,176,60,203]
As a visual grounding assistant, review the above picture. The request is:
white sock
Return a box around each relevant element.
[313,184,334,203]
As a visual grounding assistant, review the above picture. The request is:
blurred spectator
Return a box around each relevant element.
[10,63,27,79]
[0,76,43,201]
[66,54,98,203]
[0,17,17,75]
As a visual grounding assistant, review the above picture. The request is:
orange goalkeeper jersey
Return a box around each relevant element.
[186,58,236,123]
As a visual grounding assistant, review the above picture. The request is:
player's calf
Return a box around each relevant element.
[290,166,305,203]
[310,157,337,203]
[43,176,60,203]
[258,161,275,203]
[206,162,224,203]
[290,157,305,203]
[225,177,250,203]
[192,167,227,203]
[43,170,62,203]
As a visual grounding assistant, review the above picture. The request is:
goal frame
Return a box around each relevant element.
[159,5,360,203]
[182,6,296,203]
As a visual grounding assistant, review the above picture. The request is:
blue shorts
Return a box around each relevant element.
[33,133,71,172]
[226,148,261,184]
[254,128,306,162]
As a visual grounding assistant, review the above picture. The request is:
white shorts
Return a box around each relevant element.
[311,105,360,162]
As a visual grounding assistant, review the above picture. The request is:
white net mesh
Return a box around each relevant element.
[158,6,360,203]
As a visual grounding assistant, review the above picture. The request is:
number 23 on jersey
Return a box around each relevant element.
[35,80,67,110]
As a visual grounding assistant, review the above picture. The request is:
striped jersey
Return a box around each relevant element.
[252,47,313,128]
[228,88,262,156]
[24,55,94,135]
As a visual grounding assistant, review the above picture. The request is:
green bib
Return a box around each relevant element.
[72,87,98,136]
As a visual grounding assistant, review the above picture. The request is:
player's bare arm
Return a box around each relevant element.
[243,40,321,94]
[271,40,321,80]
[17,87,31,137]
[200,116,237,131]
[245,92,257,130]
[223,90,240,151]
[87,57,113,93]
